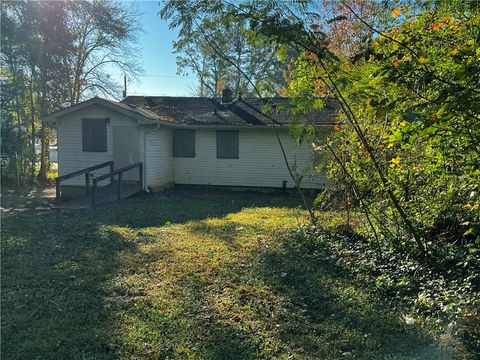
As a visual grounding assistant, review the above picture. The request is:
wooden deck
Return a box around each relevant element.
[56,181,142,209]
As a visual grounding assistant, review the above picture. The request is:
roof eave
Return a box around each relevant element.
[164,123,335,130]
[41,97,173,127]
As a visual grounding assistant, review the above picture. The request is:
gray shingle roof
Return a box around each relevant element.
[121,96,337,126]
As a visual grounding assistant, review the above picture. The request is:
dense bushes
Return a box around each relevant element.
[331,7,479,248]
[285,4,480,353]
[295,223,480,356]
[287,4,480,254]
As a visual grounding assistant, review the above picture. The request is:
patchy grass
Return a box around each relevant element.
[1,188,454,359]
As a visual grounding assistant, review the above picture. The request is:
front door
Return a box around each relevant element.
[113,126,139,180]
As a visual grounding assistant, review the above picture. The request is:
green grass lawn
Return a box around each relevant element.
[1,188,453,359]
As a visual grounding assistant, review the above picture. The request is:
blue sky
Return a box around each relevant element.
[109,1,196,97]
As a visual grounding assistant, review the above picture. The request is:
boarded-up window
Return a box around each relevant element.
[82,118,107,152]
[217,130,239,158]
[173,129,195,157]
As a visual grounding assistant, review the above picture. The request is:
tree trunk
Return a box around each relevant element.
[38,121,50,183]
[12,58,25,186]
[38,80,49,183]
[30,73,36,182]
[317,59,426,255]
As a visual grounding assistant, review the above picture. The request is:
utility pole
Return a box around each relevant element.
[122,75,127,98]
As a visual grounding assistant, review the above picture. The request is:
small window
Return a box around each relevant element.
[82,118,107,152]
[217,130,239,159]
[173,129,195,157]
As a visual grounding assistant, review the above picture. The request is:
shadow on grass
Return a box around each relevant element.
[1,188,451,359]
[252,233,453,359]
[92,187,306,229]
[0,210,148,359]
[1,187,55,218]
[1,188,303,359]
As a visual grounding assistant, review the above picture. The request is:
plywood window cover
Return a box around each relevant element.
[82,117,108,152]
[217,130,239,159]
[173,129,195,157]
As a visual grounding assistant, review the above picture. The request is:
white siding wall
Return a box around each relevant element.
[57,104,325,190]
[145,129,174,188]
[57,104,138,186]
[173,129,325,189]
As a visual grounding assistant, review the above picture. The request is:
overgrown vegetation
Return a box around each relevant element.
[159,0,480,355]
[2,0,478,357]
[296,2,480,249]
[288,3,480,350]
[300,222,480,356]
[1,190,461,359]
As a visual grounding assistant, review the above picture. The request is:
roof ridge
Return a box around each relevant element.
[44,96,337,127]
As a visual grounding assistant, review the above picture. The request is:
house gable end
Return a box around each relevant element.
[42,98,160,126]
[57,103,138,126]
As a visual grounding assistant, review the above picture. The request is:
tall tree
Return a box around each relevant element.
[1,0,141,184]
[1,1,70,185]
[161,3,293,97]
[64,1,141,104]
[159,0,480,253]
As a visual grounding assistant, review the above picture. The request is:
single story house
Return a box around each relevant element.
[42,91,336,195]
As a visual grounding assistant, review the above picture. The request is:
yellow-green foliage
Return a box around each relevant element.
[287,4,480,247]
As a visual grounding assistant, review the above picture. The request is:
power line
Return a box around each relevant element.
[110,73,197,79]
[126,92,193,96]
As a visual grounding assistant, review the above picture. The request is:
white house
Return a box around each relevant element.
[42,92,336,197]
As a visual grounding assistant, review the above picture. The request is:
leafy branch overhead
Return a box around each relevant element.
[160,2,479,351]
[160,0,294,97]
[162,0,479,250]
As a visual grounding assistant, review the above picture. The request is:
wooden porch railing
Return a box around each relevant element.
[55,161,114,204]
[91,162,143,207]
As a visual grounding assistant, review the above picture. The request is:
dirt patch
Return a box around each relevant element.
[1,187,56,218]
